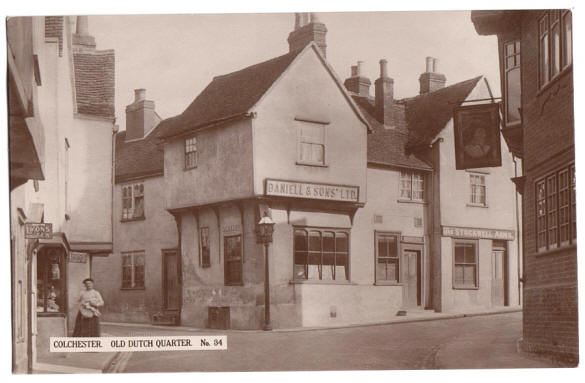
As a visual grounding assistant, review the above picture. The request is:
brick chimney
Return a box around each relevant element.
[344,61,371,97]
[125,89,159,140]
[72,16,96,49]
[419,57,446,94]
[375,59,394,126]
[287,12,328,57]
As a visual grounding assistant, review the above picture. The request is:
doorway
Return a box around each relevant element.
[162,250,180,311]
[403,250,421,308]
[491,241,508,306]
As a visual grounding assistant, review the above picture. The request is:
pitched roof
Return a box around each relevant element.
[157,48,303,139]
[115,130,164,183]
[358,76,482,170]
[353,96,432,170]
[405,76,483,148]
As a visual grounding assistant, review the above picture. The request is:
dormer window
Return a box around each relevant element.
[503,40,521,125]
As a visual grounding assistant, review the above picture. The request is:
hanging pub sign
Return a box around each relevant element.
[453,103,502,170]
[25,222,53,239]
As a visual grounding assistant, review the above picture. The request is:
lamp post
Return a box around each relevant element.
[256,212,275,331]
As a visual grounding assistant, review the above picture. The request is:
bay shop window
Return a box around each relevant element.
[36,247,66,314]
[294,228,349,281]
[539,10,572,88]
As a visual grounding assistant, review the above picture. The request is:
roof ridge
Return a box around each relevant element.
[212,48,303,81]
[399,75,483,103]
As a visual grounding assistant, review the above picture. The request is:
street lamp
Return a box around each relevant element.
[256,212,275,331]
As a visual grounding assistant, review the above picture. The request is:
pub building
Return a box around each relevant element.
[128,13,521,329]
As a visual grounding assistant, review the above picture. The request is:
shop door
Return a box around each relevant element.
[403,250,421,308]
[163,251,180,310]
[491,250,506,306]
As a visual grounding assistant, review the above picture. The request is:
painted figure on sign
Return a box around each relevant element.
[73,278,104,337]
[464,123,491,160]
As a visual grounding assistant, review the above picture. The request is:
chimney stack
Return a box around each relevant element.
[125,89,159,140]
[287,12,328,57]
[344,61,371,97]
[375,59,394,126]
[72,16,96,49]
[419,56,446,94]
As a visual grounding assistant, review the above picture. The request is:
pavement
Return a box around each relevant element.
[31,306,560,373]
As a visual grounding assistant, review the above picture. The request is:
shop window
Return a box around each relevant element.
[375,232,400,284]
[539,10,572,87]
[224,235,242,285]
[122,251,145,289]
[535,163,576,252]
[469,174,487,206]
[293,228,349,281]
[37,248,66,314]
[453,240,478,289]
[200,227,210,268]
[400,171,424,201]
[503,40,521,125]
[185,137,197,169]
[298,123,325,166]
[122,183,144,220]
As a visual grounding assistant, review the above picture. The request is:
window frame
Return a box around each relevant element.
[452,239,479,290]
[36,247,67,316]
[199,226,211,268]
[469,173,487,207]
[293,226,350,282]
[535,163,576,253]
[502,39,521,126]
[399,171,425,202]
[374,231,401,285]
[121,250,146,290]
[121,182,145,221]
[224,234,243,286]
[539,10,573,89]
[296,122,327,167]
[184,136,198,170]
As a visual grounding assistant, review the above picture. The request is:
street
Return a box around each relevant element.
[102,312,556,372]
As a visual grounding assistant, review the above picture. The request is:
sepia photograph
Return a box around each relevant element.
[5,2,579,376]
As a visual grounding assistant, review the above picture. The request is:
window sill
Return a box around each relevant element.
[295,161,328,168]
[531,243,576,258]
[121,287,145,291]
[224,283,244,287]
[37,312,66,318]
[121,217,146,223]
[397,199,427,205]
[289,279,356,285]
[184,166,197,171]
[466,204,489,208]
[465,169,491,175]
[374,281,403,286]
[452,286,479,290]
[537,64,572,97]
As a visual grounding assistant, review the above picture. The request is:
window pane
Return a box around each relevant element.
[336,233,348,253]
[552,23,561,76]
[464,244,476,263]
[134,196,144,218]
[336,253,348,281]
[323,232,334,252]
[300,142,312,162]
[294,230,307,251]
[387,236,397,258]
[312,143,324,164]
[506,67,521,123]
[308,231,321,251]
[454,265,464,285]
[455,245,465,263]
[378,239,388,258]
[463,265,476,286]
[563,12,572,67]
[540,35,549,85]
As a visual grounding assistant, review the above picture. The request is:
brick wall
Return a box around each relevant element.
[518,10,577,365]
[44,16,63,56]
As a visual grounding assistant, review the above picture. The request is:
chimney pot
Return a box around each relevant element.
[134,89,146,102]
[379,59,388,78]
[357,61,364,76]
[287,12,328,57]
[310,13,320,23]
[76,16,89,36]
[433,58,439,73]
[425,56,434,73]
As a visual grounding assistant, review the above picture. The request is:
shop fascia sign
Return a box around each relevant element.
[24,222,53,239]
[442,225,515,241]
[265,179,359,203]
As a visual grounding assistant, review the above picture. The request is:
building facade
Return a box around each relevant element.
[472,9,577,364]
[8,16,115,372]
[105,13,518,329]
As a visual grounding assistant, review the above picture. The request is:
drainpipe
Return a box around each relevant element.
[513,155,522,306]
[110,122,118,274]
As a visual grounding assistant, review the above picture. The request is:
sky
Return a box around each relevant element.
[88,11,501,131]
